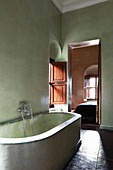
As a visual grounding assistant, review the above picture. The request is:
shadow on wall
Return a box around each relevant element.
[50,40,61,60]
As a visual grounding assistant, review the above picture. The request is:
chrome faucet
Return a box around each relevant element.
[18,101,32,115]
[18,101,34,136]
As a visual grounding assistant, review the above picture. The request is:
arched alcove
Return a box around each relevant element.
[84,65,98,76]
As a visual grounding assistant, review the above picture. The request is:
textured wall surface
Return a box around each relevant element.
[0,0,61,123]
[1,0,113,129]
[62,1,113,128]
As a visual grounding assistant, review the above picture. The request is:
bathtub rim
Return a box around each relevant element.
[0,112,81,145]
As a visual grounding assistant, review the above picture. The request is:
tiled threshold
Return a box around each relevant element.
[65,126,113,170]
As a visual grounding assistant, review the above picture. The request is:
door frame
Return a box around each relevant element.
[68,39,101,124]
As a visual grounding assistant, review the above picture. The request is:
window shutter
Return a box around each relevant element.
[50,62,66,83]
[50,62,66,105]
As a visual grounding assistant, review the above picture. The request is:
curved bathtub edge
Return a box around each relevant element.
[0,112,81,145]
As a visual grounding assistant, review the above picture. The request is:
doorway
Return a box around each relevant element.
[68,39,101,124]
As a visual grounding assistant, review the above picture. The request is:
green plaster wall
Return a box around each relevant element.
[62,1,113,128]
[0,0,61,123]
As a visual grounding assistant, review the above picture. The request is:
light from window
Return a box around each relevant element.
[84,76,98,100]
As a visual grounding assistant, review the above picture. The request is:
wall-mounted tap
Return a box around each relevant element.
[18,101,32,115]
[18,101,34,136]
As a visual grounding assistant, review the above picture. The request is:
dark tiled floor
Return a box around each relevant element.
[65,128,113,170]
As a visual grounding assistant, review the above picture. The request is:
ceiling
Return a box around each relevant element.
[52,0,108,13]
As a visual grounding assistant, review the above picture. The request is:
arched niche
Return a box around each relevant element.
[84,65,98,77]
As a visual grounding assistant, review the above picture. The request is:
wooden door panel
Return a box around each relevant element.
[50,62,66,83]
[50,84,66,104]
[50,62,66,105]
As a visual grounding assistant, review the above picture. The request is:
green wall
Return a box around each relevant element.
[0,0,61,123]
[62,0,113,128]
[1,0,113,129]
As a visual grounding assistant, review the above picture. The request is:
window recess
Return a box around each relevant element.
[84,75,98,100]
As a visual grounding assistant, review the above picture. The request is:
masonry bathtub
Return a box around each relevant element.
[0,112,81,170]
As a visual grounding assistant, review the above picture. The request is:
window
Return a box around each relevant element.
[84,75,98,100]
[49,62,66,105]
